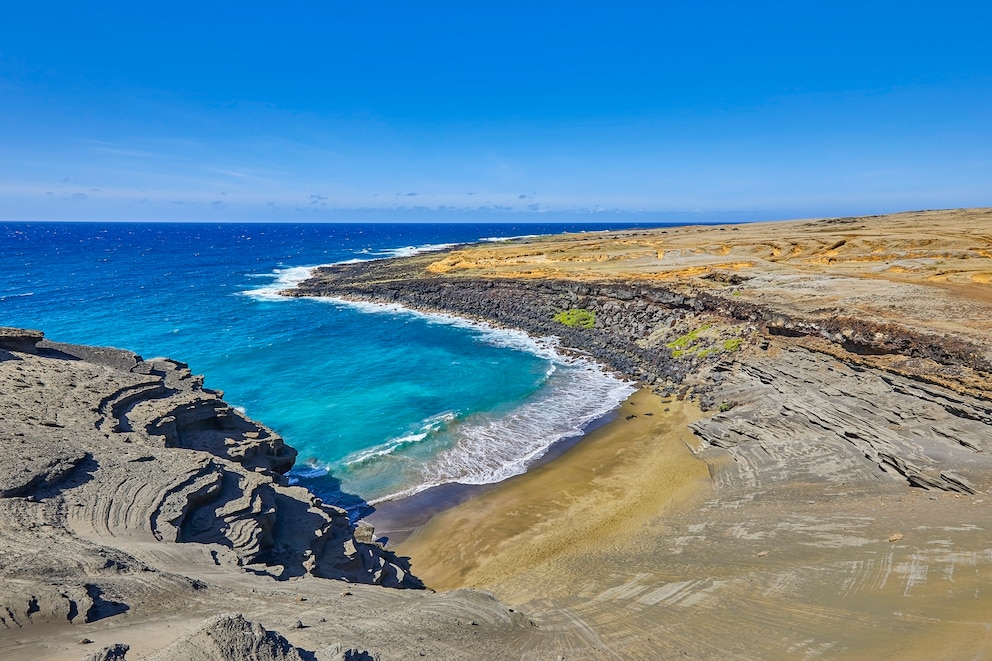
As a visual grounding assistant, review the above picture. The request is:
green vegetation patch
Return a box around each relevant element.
[666,324,712,350]
[554,308,596,329]
[665,323,748,360]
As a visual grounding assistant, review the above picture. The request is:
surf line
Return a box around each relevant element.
[289,289,637,504]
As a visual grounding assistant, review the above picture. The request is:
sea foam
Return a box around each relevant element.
[240,264,337,300]
[240,241,458,301]
[373,242,457,258]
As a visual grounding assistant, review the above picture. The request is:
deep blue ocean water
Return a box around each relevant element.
[0,222,671,514]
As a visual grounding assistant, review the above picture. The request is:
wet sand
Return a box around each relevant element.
[395,388,711,598]
[367,406,621,545]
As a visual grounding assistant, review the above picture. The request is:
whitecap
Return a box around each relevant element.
[372,243,457,258]
[240,264,333,301]
[342,411,457,467]
[479,234,541,243]
[0,292,35,301]
[343,434,426,467]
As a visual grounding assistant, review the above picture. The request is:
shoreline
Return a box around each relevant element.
[391,387,711,595]
[367,402,622,545]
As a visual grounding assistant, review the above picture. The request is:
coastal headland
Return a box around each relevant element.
[3,207,992,659]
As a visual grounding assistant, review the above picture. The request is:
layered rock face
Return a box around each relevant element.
[0,328,418,630]
[690,345,992,495]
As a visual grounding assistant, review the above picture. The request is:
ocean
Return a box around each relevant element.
[0,222,671,517]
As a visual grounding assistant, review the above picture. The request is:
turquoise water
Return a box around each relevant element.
[0,222,657,514]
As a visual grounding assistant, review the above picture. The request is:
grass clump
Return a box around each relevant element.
[666,323,747,360]
[666,324,712,350]
[554,308,596,329]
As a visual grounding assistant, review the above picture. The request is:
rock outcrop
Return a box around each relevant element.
[0,327,419,633]
[689,346,992,494]
[145,613,305,661]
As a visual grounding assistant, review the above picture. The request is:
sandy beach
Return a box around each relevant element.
[396,389,711,597]
[392,383,992,660]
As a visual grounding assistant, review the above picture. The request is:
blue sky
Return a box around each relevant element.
[1,2,989,222]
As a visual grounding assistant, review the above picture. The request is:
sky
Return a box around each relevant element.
[1,1,990,222]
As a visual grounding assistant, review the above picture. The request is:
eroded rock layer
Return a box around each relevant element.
[0,328,419,633]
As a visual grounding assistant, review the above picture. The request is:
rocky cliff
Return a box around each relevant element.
[0,327,420,629]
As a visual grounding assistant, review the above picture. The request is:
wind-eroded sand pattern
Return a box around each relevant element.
[398,208,992,659]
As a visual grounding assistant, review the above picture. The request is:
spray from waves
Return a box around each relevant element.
[240,243,457,301]
[240,264,336,300]
[371,243,457,258]
[479,234,541,243]
[368,363,636,504]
